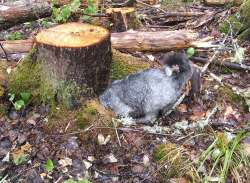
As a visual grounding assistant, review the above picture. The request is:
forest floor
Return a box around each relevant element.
[0,1,250,183]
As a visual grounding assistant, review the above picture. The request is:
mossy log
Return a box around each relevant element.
[106,7,139,32]
[34,22,112,95]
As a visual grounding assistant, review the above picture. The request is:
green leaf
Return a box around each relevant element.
[13,154,27,165]
[14,100,25,110]
[44,159,54,173]
[20,92,31,103]
[186,47,195,58]
[8,93,15,102]
[70,0,81,12]
[64,179,91,183]
[61,6,71,22]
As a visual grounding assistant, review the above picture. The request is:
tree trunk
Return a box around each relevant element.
[34,22,112,95]
[0,1,51,30]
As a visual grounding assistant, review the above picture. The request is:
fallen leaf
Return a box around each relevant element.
[58,157,72,167]
[143,154,150,167]
[169,178,189,183]
[176,104,188,113]
[83,159,92,169]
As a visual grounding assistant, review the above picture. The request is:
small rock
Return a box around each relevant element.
[17,134,27,145]
[26,119,36,126]
[83,159,92,169]
[103,154,118,164]
[143,154,150,167]
[8,130,18,142]
[8,110,19,120]
[132,165,144,174]
[0,148,9,159]
[65,136,79,150]
[58,157,72,167]
[22,169,43,183]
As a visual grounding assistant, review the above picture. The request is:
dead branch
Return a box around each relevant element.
[191,56,250,71]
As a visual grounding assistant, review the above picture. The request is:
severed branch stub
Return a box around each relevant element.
[34,23,112,95]
[106,7,140,32]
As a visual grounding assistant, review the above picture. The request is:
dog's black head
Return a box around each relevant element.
[160,52,191,73]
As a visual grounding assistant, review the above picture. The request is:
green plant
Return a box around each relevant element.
[186,47,195,58]
[0,175,8,183]
[13,154,27,165]
[6,32,23,40]
[44,159,54,173]
[198,131,250,183]
[153,143,198,180]
[81,0,97,21]
[52,0,81,23]
[40,18,51,28]
[64,179,91,183]
[8,92,31,110]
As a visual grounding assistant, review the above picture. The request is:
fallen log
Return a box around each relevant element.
[0,30,213,55]
[111,30,203,51]
[204,0,241,5]
[0,39,34,55]
[0,1,51,30]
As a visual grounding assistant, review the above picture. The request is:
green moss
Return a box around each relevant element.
[0,103,6,116]
[111,49,149,80]
[217,86,244,104]
[238,28,250,40]
[8,54,41,97]
[0,86,4,97]
[240,0,250,26]
[8,51,82,110]
[75,101,98,129]
[219,14,243,34]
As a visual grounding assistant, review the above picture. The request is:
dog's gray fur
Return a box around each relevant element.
[99,52,194,123]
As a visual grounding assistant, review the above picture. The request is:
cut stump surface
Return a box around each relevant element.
[34,22,112,95]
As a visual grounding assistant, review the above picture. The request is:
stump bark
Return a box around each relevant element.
[34,22,112,95]
[106,7,139,32]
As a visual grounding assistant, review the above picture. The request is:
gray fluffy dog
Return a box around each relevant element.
[99,52,194,123]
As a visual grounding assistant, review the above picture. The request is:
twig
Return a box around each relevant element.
[112,0,135,7]
[136,0,167,14]
[150,11,204,19]
[0,42,9,61]
[201,35,228,73]
[191,56,250,71]
[165,92,187,116]
[112,119,122,147]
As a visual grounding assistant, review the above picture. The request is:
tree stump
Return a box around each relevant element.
[106,7,140,32]
[34,22,112,96]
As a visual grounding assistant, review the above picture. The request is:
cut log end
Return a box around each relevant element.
[35,23,110,48]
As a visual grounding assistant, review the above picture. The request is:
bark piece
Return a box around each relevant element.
[0,39,34,55]
[106,7,139,32]
[34,22,112,95]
